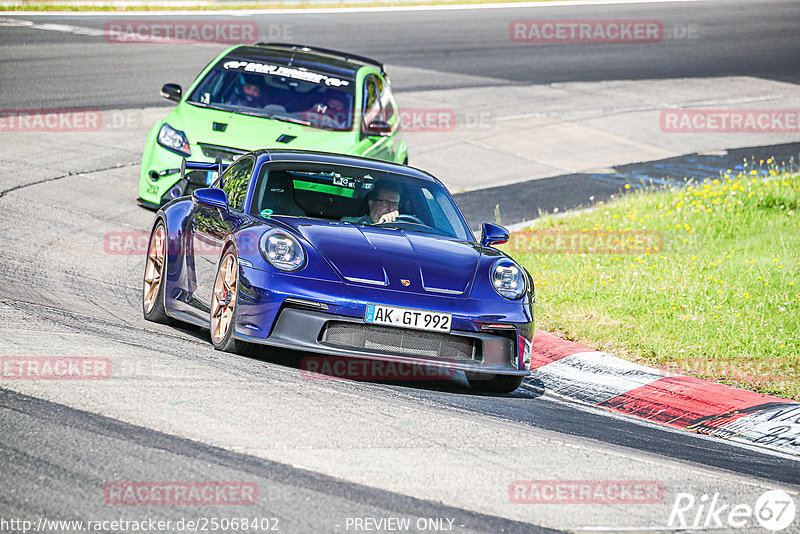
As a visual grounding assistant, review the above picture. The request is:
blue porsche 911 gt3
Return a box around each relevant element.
[142,150,533,392]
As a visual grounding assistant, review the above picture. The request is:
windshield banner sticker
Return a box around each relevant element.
[222,61,351,87]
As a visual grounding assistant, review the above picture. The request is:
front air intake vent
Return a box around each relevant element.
[198,143,247,161]
[320,322,480,362]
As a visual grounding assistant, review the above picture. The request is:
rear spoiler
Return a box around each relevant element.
[181,157,229,181]
[257,42,386,76]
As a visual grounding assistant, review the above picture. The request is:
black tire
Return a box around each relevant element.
[142,221,171,324]
[466,372,524,393]
[209,250,255,355]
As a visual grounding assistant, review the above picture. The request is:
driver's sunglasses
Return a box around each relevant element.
[374,198,400,209]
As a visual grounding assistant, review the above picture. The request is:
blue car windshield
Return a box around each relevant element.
[187,61,355,132]
[249,164,475,242]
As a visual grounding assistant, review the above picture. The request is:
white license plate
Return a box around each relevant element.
[365,304,451,333]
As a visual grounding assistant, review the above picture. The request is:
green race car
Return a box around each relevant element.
[138,42,407,209]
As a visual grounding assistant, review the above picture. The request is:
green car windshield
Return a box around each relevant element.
[249,164,475,242]
[187,61,356,132]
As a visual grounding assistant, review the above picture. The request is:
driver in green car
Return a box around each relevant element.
[228,74,267,108]
[342,183,401,225]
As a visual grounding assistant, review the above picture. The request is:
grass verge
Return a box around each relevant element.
[506,158,800,400]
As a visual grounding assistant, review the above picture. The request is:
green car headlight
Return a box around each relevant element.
[157,123,191,156]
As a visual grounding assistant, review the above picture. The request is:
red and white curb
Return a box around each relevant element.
[525,330,800,456]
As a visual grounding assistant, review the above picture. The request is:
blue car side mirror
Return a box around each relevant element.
[192,188,229,211]
[481,222,509,247]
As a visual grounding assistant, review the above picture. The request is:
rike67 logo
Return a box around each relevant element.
[669,490,796,531]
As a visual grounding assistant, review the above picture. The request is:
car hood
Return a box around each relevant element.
[171,104,356,155]
[286,220,482,297]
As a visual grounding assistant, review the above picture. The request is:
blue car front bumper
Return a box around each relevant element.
[232,265,532,376]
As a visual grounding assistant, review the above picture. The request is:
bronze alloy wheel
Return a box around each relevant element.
[143,224,167,316]
[211,253,238,344]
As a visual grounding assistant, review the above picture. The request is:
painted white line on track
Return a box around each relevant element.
[0,16,30,24]
[0,16,229,43]
[0,16,100,35]
[1,18,105,35]
[1,0,713,17]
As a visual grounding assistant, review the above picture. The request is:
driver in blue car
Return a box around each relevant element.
[342,183,401,225]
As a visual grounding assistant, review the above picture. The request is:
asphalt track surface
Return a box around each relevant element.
[1,389,555,533]
[2,0,800,110]
[1,1,800,532]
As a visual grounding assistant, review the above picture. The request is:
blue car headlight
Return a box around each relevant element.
[157,123,191,156]
[259,229,305,272]
[490,258,526,300]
